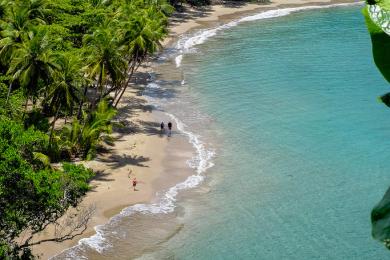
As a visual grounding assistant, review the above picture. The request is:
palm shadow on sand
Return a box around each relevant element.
[97,154,150,169]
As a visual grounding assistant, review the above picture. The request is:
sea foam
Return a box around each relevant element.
[51,2,359,258]
[52,81,215,257]
[174,2,361,67]
[72,112,215,254]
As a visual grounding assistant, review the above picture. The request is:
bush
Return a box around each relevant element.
[62,162,94,205]
[24,109,50,132]
[0,119,94,257]
[58,99,116,160]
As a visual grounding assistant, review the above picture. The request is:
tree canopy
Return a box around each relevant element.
[0,0,171,258]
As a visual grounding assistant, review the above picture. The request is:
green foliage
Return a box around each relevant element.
[45,54,82,115]
[372,187,390,250]
[83,22,127,95]
[59,99,117,160]
[62,162,94,204]
[8,27,61,105]
[363,8,390,84]
[33,151,51,167]
[0,119,94,257]
[0,243,12,259]
[374,0,390,10]
[0,0,169,257]
[24,108,50,131]
[364,0,390,250]
[0,75,24,120]
[0,119,48,166]
[366,0,379,5]
[1,0,169,115]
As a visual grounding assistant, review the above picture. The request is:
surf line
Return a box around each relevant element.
[175,2,362,68]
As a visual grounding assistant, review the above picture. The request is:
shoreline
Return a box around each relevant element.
[163,0,361,47]
[32,0,359,258]
[31,80,196,258]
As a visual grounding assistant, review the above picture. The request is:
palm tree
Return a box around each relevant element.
[81,99,116,159]
[0,0,47,63]
[113,4,167,107]
[89,0,112,8]
[46,54,83,144]
[83,19,126,105]
[47,55,84,115]
[7,28,61,113]
[0,6,31,64]
[0,2,48,103]
[0,1,9,21]
[60,99,116,160]
[23,0,49,22]
[60,117,82,157]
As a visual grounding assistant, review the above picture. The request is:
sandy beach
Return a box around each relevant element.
[31,0,359,258]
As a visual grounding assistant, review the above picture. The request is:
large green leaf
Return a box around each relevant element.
[365,0,390,250]
[33,151,51,167]
[380,92,390,107]
[372,187,390,249]
[364,6,390,83]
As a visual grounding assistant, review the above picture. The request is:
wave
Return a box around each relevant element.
[175,2,361,67]
[52,2,359,258]
[77,116,214,253]
[175,54,183,68]
[52,81,215,257]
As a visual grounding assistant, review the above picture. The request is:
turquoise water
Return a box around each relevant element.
[54,5,390,259]
[150,5,390,259]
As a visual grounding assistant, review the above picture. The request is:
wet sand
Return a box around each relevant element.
[31,0,359,258]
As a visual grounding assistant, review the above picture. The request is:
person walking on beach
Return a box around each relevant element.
[132,177,138,191]
[160,122,165,133]
[167,121,172,137]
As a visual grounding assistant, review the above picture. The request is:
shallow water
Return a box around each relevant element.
[54,4,390,259]
[143,5,390,259]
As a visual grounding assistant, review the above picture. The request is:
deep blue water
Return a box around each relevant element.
[154,5,390,259]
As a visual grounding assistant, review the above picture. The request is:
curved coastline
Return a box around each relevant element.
[34,0,360,259]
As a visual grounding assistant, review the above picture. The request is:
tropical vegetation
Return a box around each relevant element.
[364,0,390,250]
[0,0,171,258]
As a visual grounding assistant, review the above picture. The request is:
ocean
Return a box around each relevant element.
[55,3,390,259]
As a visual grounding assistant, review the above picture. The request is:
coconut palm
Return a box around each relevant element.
[0,0,48,59]
[81,99,116,159]
[7,28,61,113]
[47,55,84,114]
[83,20,126,104]
[59,116,83,158]
[0,6,31,64]
[46,54,84,143]
[23,0,50,22]
[113,5,167,107]
[60,99,116,159]
[0,1,50,104]
[89,0,113,8]
[0,0,9,21]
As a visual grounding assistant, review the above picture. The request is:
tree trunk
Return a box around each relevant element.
[113,66,135,108]
[78,86,88,119]
[96,67,104,105]
[24,97,29,112]
[49,103,61,146]
[6,82,12,104]
[111,60,132,101]
[23,93,30,118]
[114,54,140,108]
